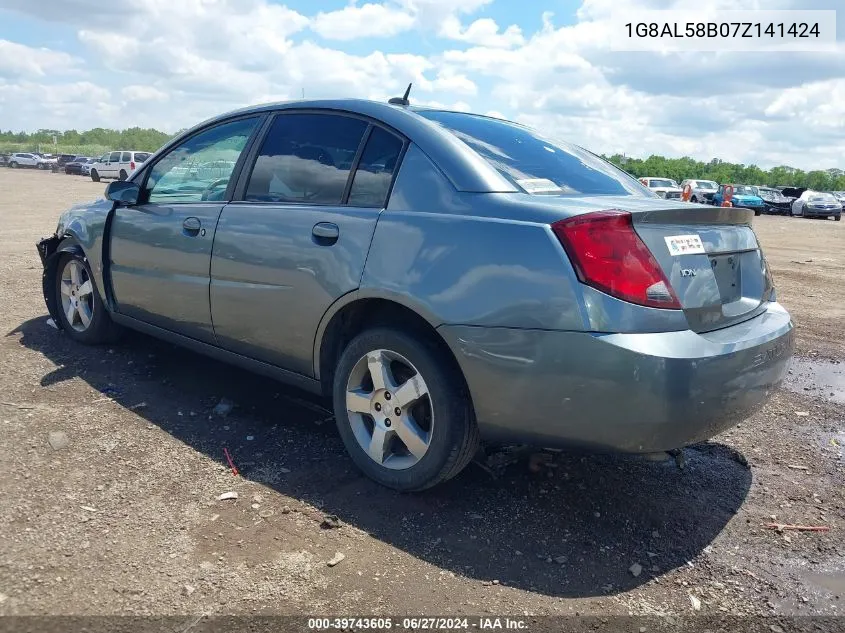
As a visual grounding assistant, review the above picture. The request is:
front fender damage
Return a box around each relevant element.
[38,235,83,324]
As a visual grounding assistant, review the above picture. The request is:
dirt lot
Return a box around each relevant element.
[0,169,842,619]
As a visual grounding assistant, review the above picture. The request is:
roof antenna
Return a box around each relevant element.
[389,83,412,106]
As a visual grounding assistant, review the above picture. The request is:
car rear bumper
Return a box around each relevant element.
[439,302,794,452]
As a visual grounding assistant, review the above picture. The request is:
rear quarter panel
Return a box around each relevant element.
[361,145,587,330]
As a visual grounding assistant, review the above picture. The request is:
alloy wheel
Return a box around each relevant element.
[345,349,433,470]
[59,259,95,332]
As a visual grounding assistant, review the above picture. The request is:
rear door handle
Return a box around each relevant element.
[312,222,339,244]
[183,217,202,236]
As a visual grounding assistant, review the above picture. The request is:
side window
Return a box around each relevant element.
[135,153,150,163]
[121,152,131,162]
[347,127,404,207]
[245,113,367,204]
[145,117,260,204]
[109,152,121,162]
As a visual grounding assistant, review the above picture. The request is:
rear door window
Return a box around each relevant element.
[417,110,650,197]
[121,152,131,162]
[245,113,368,204]
[135,153,151,163]
[347,127,404,207]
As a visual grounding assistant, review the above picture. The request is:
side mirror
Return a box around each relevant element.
[105,180,140,206]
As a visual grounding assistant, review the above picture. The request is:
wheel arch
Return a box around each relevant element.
[314,293,471,406]
[42,236,86,324]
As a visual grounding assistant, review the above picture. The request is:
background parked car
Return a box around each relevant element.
[679,179,718,204]
[64,157,91,175]
[90,150,152,182]
[832,191,845,207]
[639,177,683,199]
[7,152,55,169]
[0,153,8,167]
[712,184,764,214]
[753,186,792,215]
[790,190,842,220]
[80,158,98,177]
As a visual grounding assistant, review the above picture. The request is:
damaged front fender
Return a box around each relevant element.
[38,235,84,324]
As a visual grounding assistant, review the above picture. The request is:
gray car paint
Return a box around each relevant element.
[41,98,794,454]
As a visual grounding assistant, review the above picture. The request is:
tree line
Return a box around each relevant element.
[605,154,845,192]
[0,127,175,155]
[3,127,843,191]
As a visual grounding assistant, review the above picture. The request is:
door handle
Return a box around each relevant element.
[183,217,202,236]
[312,222,339,244]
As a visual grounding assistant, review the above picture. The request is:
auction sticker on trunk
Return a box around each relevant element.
[665,234,705,255]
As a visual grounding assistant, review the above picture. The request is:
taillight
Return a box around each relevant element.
[551,210,681,310]
[130,161,136,171]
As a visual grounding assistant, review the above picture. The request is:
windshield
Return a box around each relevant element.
[733,186,757,195]
[416,110,650,196]
[809,193,837,203]
[695,181,717,190]
[648,179,676,188]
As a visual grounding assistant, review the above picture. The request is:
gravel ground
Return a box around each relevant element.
[0,169,842,618]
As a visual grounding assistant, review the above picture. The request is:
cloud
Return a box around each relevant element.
[439,16,524,48]
[0,0,843,170]
[0,40,79,77]
[312,3,415,40]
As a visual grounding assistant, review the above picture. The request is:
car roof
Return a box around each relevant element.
[157,98,516,193]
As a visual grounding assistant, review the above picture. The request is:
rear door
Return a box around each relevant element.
[109,116,263,342]
[210,112,405,375]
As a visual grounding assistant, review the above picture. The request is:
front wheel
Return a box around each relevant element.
[835,215,841,222]
[53,252,121,344]
[90,169,100,182]
[332,327,479,491]
[9,161,17,169]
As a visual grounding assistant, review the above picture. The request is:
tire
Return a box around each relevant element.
[332,327,479,491]
[754,209,761,216]
[690,196,698,203]
[90,169,100,182]
[119,169,127,181]
[9,161,17,169]
[835,215,841,222]
[53,251,121,344]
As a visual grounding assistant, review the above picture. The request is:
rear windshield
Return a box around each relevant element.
[648,179,676,188]
[417,110,650,196]
[696,181,717,190]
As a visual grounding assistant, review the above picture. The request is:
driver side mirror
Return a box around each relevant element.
[105,180,140,206]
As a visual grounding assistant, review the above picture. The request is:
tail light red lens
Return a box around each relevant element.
[551,210,681,310]
[130,161,136,171]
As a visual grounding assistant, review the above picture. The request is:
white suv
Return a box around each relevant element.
[90,150,152,182]
[640,177,684,200]
[8,153,56,169]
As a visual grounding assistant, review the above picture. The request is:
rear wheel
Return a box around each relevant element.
[834,215,841,221]
[54,252,121,344]
[332,327,478,491]
[9,161,17,169]
[119,169,127,181]
[90,169,100,182]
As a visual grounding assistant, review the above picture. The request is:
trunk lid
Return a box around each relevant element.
[630,204,773,332]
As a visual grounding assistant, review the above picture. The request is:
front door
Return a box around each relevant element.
[109,116,262,343]
[210,113,405,375]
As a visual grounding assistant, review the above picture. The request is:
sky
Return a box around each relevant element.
[0,0,843,170]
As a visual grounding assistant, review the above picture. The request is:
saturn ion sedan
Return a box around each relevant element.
[37,99,794,490]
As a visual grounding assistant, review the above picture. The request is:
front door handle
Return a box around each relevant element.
[312,222,339,244]
[183,217,202,236]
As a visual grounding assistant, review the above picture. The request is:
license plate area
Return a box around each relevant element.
[710,254,741,303]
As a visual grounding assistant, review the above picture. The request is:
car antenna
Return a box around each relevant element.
[388,83,412,106]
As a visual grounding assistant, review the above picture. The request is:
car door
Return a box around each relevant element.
[210,112,406,375]
[102,151,120,178]
[109,115,263,342]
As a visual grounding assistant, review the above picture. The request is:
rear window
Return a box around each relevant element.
[134,153,150,162]
[121,152,131,162]
[417,110,650,196]
[648,179,675,188]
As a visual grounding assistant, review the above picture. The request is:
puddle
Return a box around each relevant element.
[784,358,845,404]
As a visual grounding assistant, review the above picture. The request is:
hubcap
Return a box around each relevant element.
[345,349,433,470]
[59,260,94,332]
